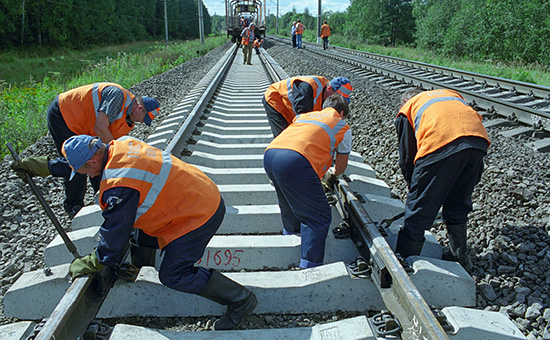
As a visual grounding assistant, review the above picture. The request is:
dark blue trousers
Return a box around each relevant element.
[46,96,100,212]
[140,198,225,295]
[264,149,331,268]
[402,149,485,242]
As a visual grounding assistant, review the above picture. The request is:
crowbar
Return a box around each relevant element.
[6,142,80,258]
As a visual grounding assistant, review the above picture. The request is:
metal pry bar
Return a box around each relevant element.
[6,142,80,259]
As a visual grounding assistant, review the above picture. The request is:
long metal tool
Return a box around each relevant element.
[6,142,80,258]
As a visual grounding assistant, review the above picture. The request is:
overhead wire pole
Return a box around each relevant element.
[198,0,205,44]
[164,0,169,48]
[276,0,279,34]
[317,0,321,43]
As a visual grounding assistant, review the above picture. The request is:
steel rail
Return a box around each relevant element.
[267,35,550,129]
[332,46,550,99]
[258,46,288,82]
[274,35,550,99]
[335,180,450,340]
[35,273,106,340]
[165,44,238,156]
[322,47,550,123]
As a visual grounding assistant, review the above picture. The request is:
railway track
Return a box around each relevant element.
[1,43,527,339]
[269,36,550,153]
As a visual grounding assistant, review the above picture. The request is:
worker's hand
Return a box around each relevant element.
[10,156,51,183]
[321,168,338,192]
[69,252,105,280]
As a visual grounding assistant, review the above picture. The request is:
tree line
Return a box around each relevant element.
[266,0,550,66]
[0,0,212,49]
[2,0,549,67]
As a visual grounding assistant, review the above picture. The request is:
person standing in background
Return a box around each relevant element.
[241,23,255,65]
[291,22,297,48]
[295,20,305,49]
[321,21,331,50]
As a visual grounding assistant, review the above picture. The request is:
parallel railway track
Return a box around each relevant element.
[269,36,550,151]
[2,42,528,340]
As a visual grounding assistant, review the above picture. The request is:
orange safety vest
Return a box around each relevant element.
[58,83,135,139]
[253,39,262,48]
[99,137,221,249]
[266,107,350,178]
[264,76,330,124]
[241,27,252,45]
[398,89,491,163]
[321,24,331,38]
[296,23,305,34]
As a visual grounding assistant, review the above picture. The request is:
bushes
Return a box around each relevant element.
[0,37,226,158]
[412,0,550,65]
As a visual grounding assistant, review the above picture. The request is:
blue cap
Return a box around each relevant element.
[330,77,353,103]
[61,135,101,180]
[143,97,160,126]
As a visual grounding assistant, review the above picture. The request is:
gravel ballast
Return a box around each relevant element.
[1,40,549,339]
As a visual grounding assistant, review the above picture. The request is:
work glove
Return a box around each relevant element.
[69,252,105,280]
[321,168,338,192]
[10,156,51,183]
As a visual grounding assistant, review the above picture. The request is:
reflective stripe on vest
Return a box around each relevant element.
[336,82,353,99]
[267,108,350,177]
[100,136,221,248]
[91,83,133,121]
[295,116,348,161]
[102,136,172,222]
[398,89,490,162]
[413,96,470,137]
[287,76,324,116]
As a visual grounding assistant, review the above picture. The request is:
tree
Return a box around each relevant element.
[346,0,414,46]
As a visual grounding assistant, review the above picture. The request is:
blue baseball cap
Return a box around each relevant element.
[61,135,101,180]
[143,97,160,126]
[330,77,353,103]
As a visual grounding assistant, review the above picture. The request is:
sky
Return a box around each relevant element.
[201,0,350,16]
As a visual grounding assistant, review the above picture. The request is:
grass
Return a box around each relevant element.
[0,36,227,158]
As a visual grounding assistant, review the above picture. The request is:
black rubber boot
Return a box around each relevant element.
[199,270,257,330]
[130,240,156,268]
[395,229,424,258]
[442,223,473,272]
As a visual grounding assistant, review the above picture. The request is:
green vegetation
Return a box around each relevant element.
[0,0,213,49]
[267,0,550,86]
[0,37,227,158]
